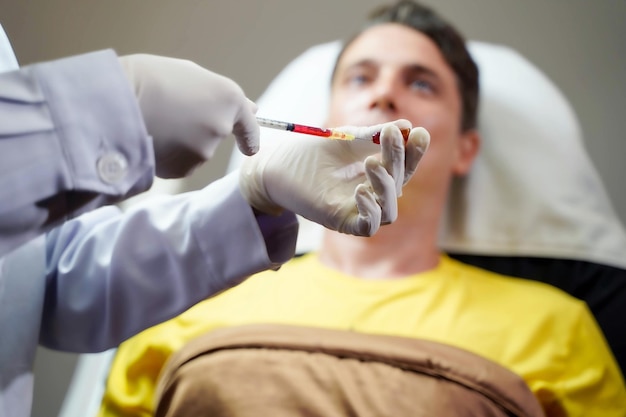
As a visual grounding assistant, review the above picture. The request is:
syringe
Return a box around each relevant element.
[256,117,410,144]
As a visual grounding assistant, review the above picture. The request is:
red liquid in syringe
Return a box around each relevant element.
[291,124,333,137]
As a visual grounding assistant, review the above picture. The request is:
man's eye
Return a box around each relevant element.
[409,78,435,93]
[347,73,371,86]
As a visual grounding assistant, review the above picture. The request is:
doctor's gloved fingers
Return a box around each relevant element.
[232,99,261,156]
[364,157,398,225]
[352,184,383,237]
[404,127,430,185]
[379,124,407,196]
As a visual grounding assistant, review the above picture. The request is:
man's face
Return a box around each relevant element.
[327,23,478,206]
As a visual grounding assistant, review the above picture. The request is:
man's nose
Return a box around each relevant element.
[370,95,397,112]
[369,78,400,112]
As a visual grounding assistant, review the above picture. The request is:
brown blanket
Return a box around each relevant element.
[155,324,545,417]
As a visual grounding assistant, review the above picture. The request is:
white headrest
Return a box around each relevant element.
[0,24,19,72]
[229,40,626,268]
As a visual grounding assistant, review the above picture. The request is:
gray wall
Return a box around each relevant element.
[1,1,624,416]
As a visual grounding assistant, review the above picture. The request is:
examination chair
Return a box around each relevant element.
[58,40,626,417]
[228,39,626,372]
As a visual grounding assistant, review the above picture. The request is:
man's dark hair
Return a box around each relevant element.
[332,0,479,132]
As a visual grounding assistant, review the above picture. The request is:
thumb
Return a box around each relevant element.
[232,99,260,156]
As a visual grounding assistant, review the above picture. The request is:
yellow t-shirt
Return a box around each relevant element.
[99,254,626,417]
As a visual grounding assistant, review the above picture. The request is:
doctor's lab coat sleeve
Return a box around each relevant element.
[0,50,154,256]
[39,171,299,352]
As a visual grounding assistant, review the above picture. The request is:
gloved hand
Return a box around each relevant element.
[119,54,259,178]
[239,119,430,236]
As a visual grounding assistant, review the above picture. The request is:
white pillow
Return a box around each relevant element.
[0,24,19,72]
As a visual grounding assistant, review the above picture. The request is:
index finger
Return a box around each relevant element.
[379,124,406,196]
[232,98,260,156]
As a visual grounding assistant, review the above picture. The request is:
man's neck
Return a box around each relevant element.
[318,214,441,280]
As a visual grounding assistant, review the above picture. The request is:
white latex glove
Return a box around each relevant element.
[240,119,430,236]
[119,54,260,178]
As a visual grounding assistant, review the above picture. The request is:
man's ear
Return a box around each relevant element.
[452,129,480,176]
